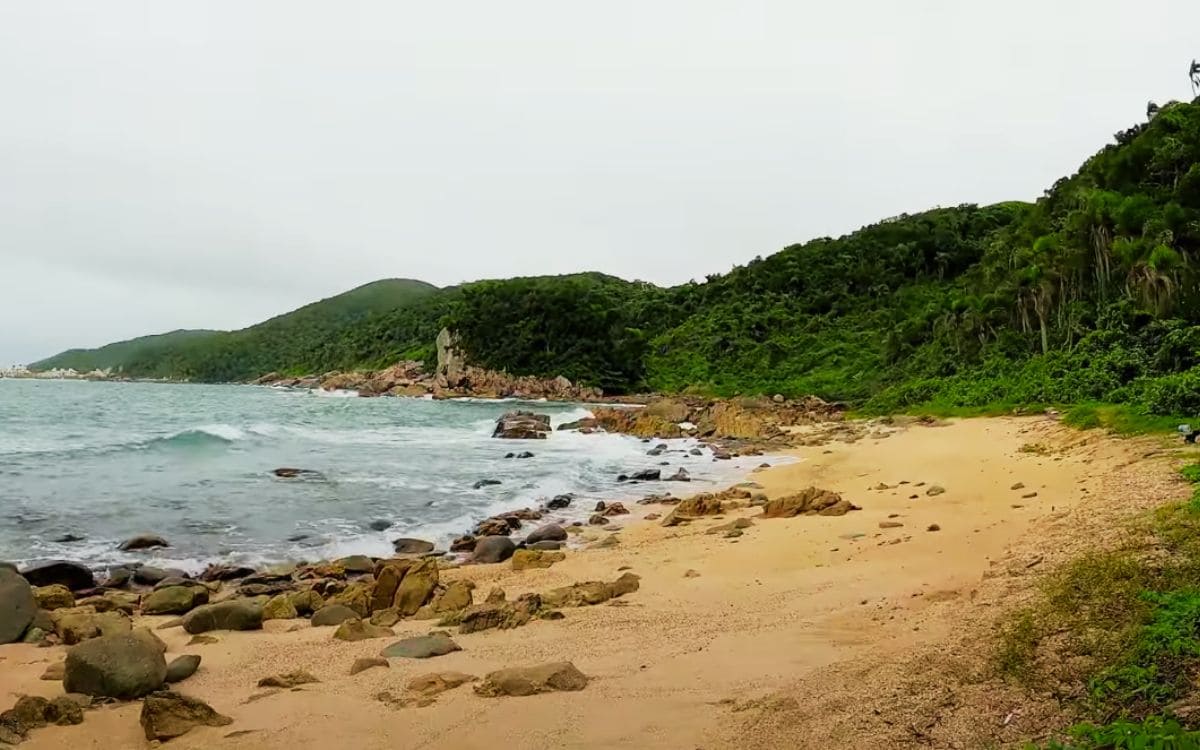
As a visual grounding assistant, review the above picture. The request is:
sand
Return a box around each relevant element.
[1,415,1188,749]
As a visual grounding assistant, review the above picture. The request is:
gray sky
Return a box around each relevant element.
[2,1,1198,365]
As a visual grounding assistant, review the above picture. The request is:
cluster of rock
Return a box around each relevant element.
[588,395,844,444]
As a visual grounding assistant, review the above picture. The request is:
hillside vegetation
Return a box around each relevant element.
[34,98,1200,418]
[29,329,220,373]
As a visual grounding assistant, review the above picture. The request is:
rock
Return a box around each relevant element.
[589,535,622,550]
[473,536,517,564]
[647,443,667,456]
[288,589,324,616]
[2,695,50,735]
[609,572,641,596]
[527,540,564,551]
[334,619,395,642]
[0,567,36,644]
[690,447,703,456]
[51,607,132,645]
[407,671,477,697]
[350,657,390,675]
[453,595,542,634]
[1010,482,1025,490]
[927,524,941,532]
[369,519,393,531]
[706,518,754,535]
[627,469,661,481]
[328,582,372,617]
[516,451,535,459]
[370,562,411,612]
[133,566,181,585]
[257,670,319,688]
[165,654,201,683]
[473,479,502,490]
[381,632,462,659]
[63,632,168,698]
[336,555,375,574]
[493,411,551,439]
[525,524,567,545]
[118,534,169,552]
[101,566,134,588]
[48,695,83,726]
[474,517,515,537]
[926,485,946,497]
[760,487,859,518]
[187,635,219,646]
[392,538,435,555]
[546,495,573,510]
[474,661,588,697]
[485,588,506,604]
[394,558,439,616]
[666,468,691,482]
[311,604,361,627]
[370,609,401,627]
[53,533,85,543]
[143,585,209,616]
[140,691,232,741]
[450,535,477,552]
[879,521,904,529]
[198,564,255,583]
[272,467,324,479]
[262,594,299,621]
[433,580,475,613]
[21,561,96,591]
[587,514,610,526]
[542,574,639,608]
[33,584,75,611]
[684,570,701,578]
[511,549,566,571]
[41,661,66,681]
[600,502,630,517]
[182,600,263,634]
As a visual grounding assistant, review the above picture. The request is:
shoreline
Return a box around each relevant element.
[4,413,1168,749]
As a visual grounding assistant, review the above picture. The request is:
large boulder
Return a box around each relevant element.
[0,567,35,644]
[311,604,361,627]
[511,549,565,571]
[328,582,371,617]
[51,607,132,645]
[370,561,412,613]
[380,632,462,659]
[524,524,567,545]
[33,584,75,611]
[394,558,439,616]
[181,600,263,634]
[432,580,474,613]
[63,632,168,698]
[142,585,209,616]
[760,487,859,518]
[492,411,551,439]
[474,662,588,697]
[140,691,231,741]
[262,594,299,621]
[287,589,324,615]
[333,619,394,642]
[20,561,95,591]
[472,536,516,564]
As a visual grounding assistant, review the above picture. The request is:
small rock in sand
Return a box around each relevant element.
[350,657,390,676]
[927,524,941,532]
[140,690,232,741]
[683,570,701,578]
[380,632,462,659]
[1010,482,1025,490]
[878,521,903,529]
[257,670,319,688]
[165,654,201,683]
[925,485,945,496]
[474,661,588,697]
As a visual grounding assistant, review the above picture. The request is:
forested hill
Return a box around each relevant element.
[31,278,440,379]
[33,98,1200,414]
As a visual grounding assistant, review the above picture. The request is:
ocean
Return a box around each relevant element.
[0,379,762,573]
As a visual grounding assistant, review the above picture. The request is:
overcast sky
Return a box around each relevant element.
[2,1,1198,364]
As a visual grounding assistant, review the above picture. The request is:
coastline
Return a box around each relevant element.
[2,413,1183,749]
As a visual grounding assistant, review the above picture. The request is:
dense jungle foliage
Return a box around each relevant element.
[32,98,1200,416]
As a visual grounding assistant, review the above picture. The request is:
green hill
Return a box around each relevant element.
[33,278,440,380]
[30,329,221,372]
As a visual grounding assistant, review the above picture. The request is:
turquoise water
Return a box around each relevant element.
[0,379,759,573]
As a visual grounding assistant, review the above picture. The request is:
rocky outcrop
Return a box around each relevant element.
[492,411,551,439]
[591,395,843,441]
[474,662,588,697]
[0,567,35,644]
[64,631,168,698]
[369,558,439,616]
[760,487,859,518]
[140,691,232,741]
[541,573,640,608]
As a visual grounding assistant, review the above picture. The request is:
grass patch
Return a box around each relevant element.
[1001,461,1200,746]
[1061,403,1185,437]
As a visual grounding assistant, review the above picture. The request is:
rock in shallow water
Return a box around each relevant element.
[118,534,169,552]
[492,411,550,439]
[20,561,95,591]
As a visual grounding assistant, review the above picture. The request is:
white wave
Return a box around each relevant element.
[191,423,247,442]
[315,388,359,398]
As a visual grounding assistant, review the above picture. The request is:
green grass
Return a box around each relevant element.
[1003,457,1200,746]
[1062,403,1186,437]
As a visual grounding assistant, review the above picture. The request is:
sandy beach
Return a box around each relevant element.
[2,415,1188,749]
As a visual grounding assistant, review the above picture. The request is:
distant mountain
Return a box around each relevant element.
[30,329,221,372]
[32,278,440,380]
